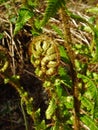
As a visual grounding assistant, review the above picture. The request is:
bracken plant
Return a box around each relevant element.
[28,35,60,79]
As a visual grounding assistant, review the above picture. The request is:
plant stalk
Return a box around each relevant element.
[59,7,80,130]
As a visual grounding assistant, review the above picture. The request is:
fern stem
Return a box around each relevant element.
[21,99,28,130]
[59,7,80,130]
[0,73,35,125]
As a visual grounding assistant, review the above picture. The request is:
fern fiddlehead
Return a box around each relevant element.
[29,35,60,79]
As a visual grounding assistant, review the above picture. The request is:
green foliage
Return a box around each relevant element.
[0,33,4,39]
[1,0,98,129]
[0,0,8,4]
[93,27,98,61]
[31,18,42,36]
[81,115,98,130]
[58,67,72,88]
[78,73,98,119]
[41,0,66,26]
[4,75,20,84]
[46,98,56,119]
[59,45,70,63]
[51,25,64,38]
[14,7,33,34]
[25,0,37,8]
[34,120,46,130]
[87,7,98,14]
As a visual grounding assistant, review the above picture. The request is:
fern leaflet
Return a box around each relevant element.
[41,0,66,26]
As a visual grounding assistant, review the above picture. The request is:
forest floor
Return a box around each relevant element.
[0,0,97,130]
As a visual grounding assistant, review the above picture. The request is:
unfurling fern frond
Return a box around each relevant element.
[41,0,66,26]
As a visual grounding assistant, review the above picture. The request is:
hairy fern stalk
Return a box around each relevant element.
[41,0,80,130]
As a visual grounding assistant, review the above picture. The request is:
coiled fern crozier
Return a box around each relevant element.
[29,35,60,79]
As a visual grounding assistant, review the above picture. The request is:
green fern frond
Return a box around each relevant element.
[41,0,66,26]
[78,73,98,119]
[81,115,98,130]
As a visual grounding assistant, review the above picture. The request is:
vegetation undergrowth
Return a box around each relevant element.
[0,0,98,130]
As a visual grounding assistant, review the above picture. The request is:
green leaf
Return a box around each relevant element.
[58,67,72,88]
[58,67,66,77]
[78,73,98,119]
[83,25,93,33]
[46,98,56,119]
[51,121,59,130]
[51,25,64,38]
[65,96,73,109]
[78,73,96,97]
[27,0,37,8]
[81,115,98,130]
[94,87,98,119]
[31,19,42,36]
[59,45,69,63]
[14,8,33,34]
[93,28,98,61]
[0,33,4,39]
[41,0,66,26]
[87,7,98,14]
[81,96,93,112]
[54,79,63,97]
[36,120,46,130]
[4,78,10,84]
[0,0,7,4]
